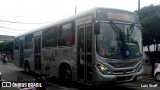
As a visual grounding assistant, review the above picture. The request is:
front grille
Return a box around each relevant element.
[116,75,132,81]
[108,61,138,68]
[113,69,135,75]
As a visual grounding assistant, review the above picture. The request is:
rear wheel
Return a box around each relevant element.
[25,61,30,73]
[155,73,160,81]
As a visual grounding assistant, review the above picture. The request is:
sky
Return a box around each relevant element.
[0,0,159,36]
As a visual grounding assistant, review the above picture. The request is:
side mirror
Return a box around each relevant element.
[94,23,100,34]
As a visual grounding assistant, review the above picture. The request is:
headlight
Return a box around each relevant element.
[96,63,112,75]
[137,66,143,72]
[136,62,143,72]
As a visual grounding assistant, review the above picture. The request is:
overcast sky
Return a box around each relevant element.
[0,0,159,36]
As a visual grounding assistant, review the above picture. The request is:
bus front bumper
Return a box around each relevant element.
[93,70,143,85]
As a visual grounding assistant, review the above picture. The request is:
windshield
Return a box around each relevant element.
[96,22,142,59]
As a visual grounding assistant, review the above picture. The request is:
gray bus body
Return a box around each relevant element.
[13,7,143,85]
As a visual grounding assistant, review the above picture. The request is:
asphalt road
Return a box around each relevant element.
[0,61,160,90]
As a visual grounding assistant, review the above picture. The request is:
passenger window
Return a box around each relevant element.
[25,34,33,49]
[43,27,58,47]
[58,22,75,46]
[14,38,19,50]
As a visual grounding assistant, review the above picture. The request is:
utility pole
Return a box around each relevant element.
[75,6,77,14]
[138,0,140,10]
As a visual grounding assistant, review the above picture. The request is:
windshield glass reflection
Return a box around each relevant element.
[96,22,142,59]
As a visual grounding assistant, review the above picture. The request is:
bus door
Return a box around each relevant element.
[34,37,41,71]
[19,40,24,67]
[78,24,92,83]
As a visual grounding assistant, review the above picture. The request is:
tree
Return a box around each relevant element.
[0,41,14,54]
[136,5,160,52]
[136,5,160,77]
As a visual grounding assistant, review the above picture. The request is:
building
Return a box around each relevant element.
[0,35,15,43]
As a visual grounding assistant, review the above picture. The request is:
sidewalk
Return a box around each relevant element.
[139,74,155,80]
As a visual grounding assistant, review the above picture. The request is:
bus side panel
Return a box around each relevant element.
[56,47,77,78]
[41,48,58,76]
[13,50,20,68]
[41,47,77,78]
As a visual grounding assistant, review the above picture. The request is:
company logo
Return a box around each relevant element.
[1,82,42,88]
[2,82,11,87]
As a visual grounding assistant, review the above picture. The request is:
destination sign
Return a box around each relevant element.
[96,9,140,24]
[107,12,133,22]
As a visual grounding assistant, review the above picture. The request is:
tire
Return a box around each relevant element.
[25,62,30,73]
[155,73,160,81]
[60,66,72,84]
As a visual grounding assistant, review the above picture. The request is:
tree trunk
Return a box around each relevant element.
[151,52,157,77]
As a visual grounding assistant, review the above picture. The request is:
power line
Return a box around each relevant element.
[138,0,140,10]
[0,29,21,34]
[0,25,30,31]
[0,19,53,24]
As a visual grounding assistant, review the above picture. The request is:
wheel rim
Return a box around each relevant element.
[64,70,71,81]
[26,67,29,72]
[156,74,160,80]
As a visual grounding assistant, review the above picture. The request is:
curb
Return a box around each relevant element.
[141,76,155,80]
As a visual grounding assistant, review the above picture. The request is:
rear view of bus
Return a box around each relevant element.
[93,8,143,84]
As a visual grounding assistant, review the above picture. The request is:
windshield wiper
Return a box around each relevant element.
[109,21,121,36]
[129,23,135,36]
[109,21,124,44]
[109,21,131,58]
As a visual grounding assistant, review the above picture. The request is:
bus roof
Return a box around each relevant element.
[15,7,138,38]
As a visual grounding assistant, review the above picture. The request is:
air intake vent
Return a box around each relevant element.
[108,61,138,68]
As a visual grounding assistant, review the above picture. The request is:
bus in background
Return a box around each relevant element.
[13,7,143,85]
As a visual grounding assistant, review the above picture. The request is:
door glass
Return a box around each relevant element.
[78,25,92,82]
[35,38,41,53]
[20,40,24,67]
[86,26,92,52]
[86,25,92,81]
[34,38,41,70]
[78,27,85,80]
[79,28,85,53]
[35,55,41,70]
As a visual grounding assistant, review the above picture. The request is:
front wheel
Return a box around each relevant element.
[60,67,72,84]
[155,73,160,81]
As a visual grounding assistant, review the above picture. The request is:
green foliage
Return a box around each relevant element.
[0,41,14,54]
[136,5,160,51]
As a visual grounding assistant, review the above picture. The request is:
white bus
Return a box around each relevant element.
[13,7,143,85]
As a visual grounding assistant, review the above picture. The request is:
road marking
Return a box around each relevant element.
[142,77,155,80]
[1,79,5,81]
[121,83,140,87]
[6,67,22,70]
